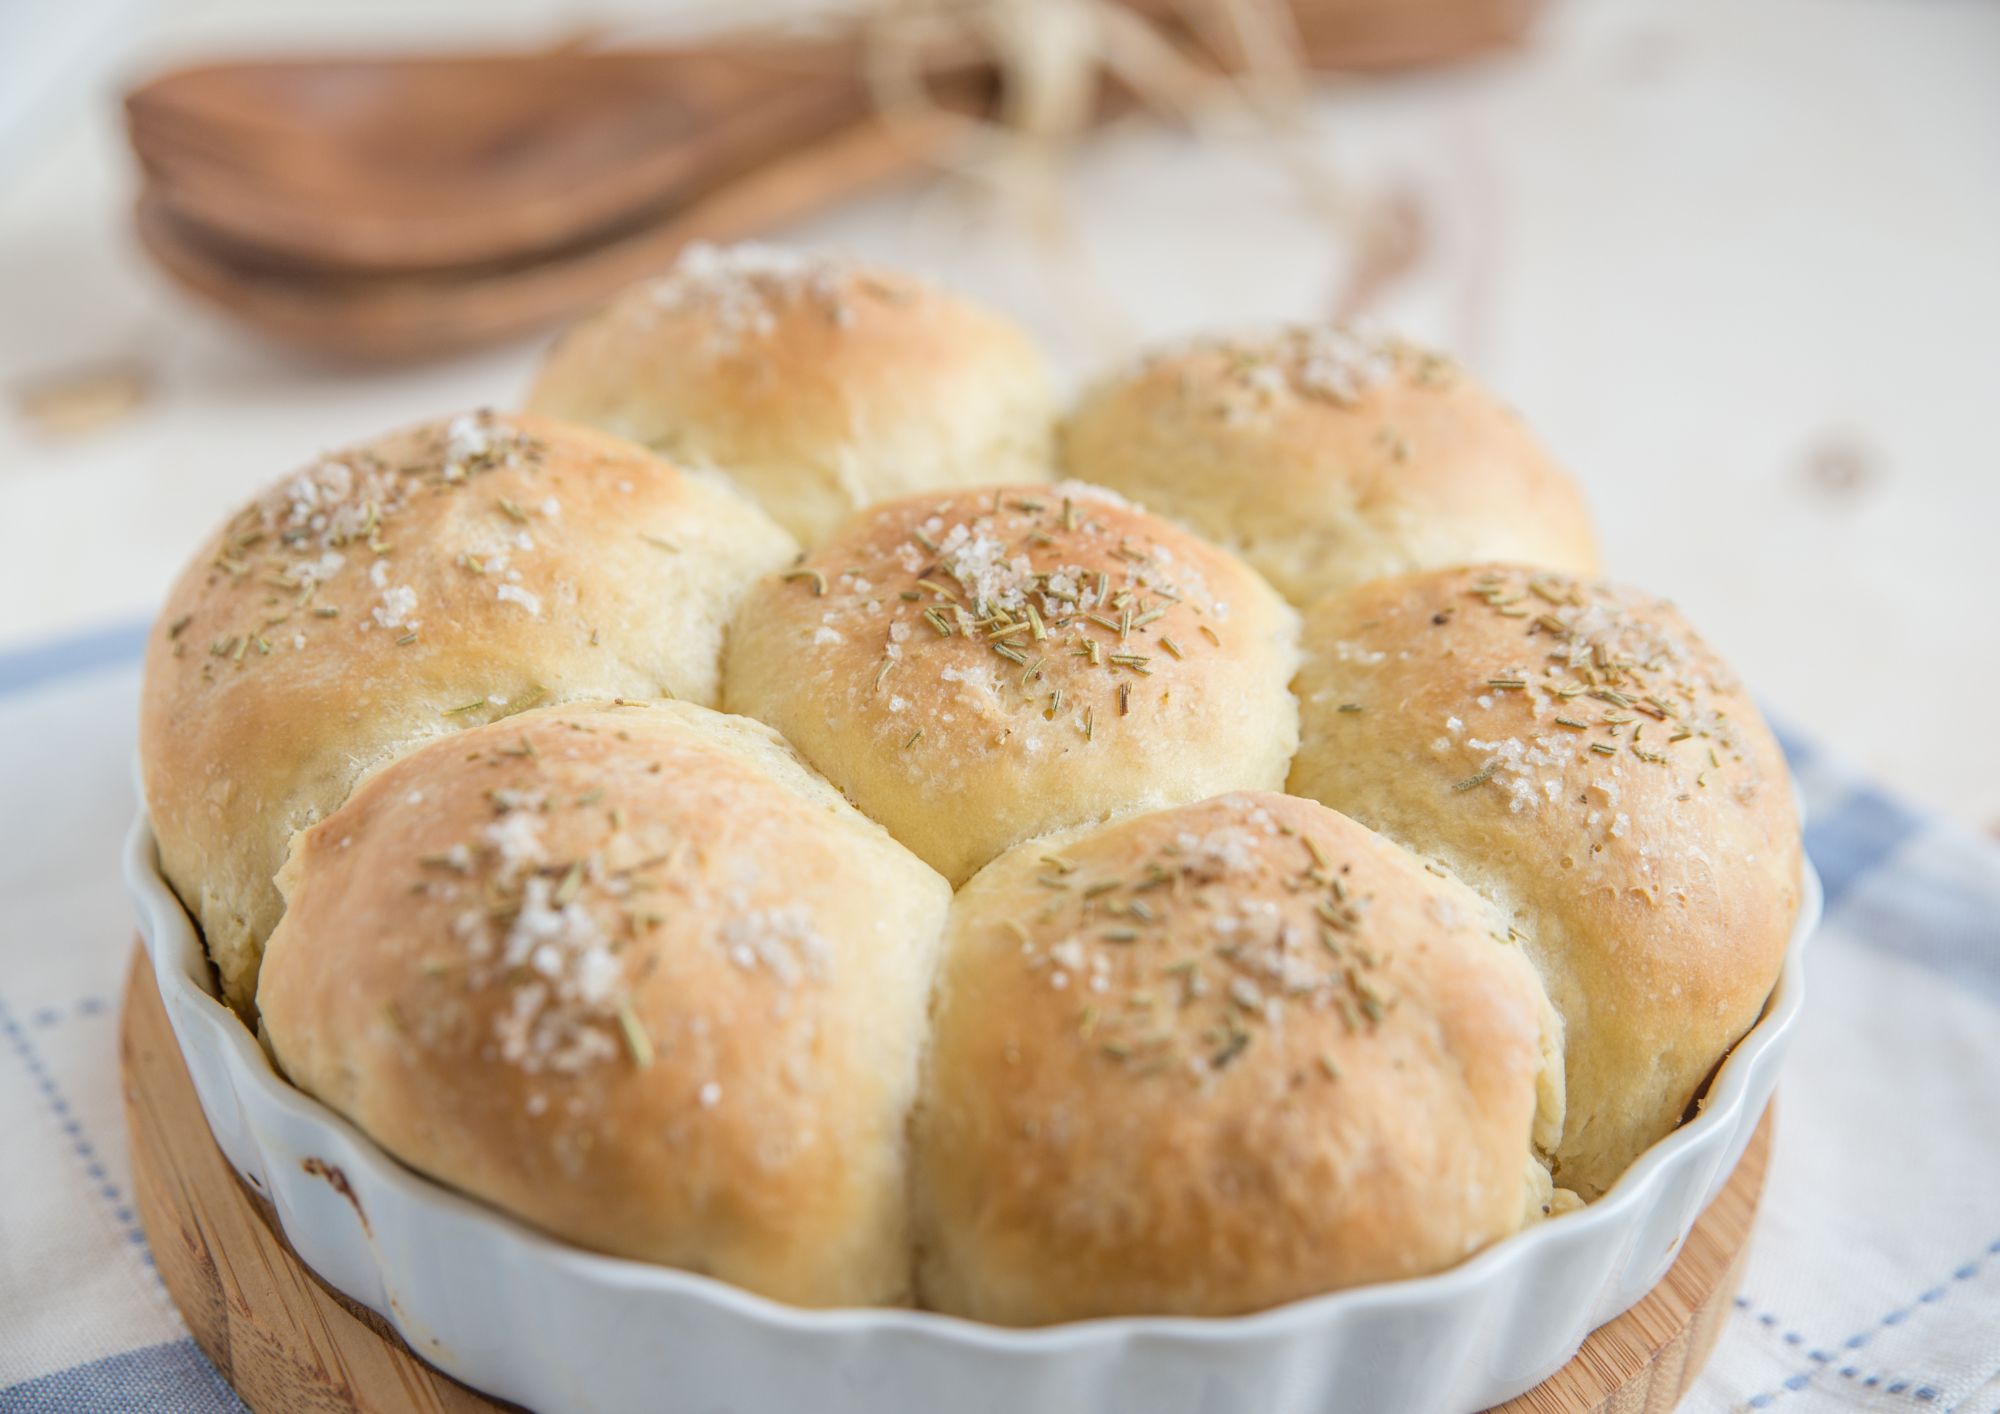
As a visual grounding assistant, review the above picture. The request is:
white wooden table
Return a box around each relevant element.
[1,0,1995,830]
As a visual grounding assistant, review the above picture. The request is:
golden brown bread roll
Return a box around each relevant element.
[525,243,1056,546]
[257,699,950,1306]
[136,252,1809,1320]
[721,483,1301,884]
[140,410,795,1011]
[912,791,1566,1324]
[1060,327,1600,605]
[1288,566,1801,1198]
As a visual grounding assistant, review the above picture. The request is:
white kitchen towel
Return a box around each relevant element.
[0,623,1994,1413]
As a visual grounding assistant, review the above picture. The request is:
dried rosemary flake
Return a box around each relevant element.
[1199,624,1222,647]
[1452,762,1498,792]
[615,1000,654,1069]
[1159,636,1184,660]
[640,534,681,553]
[553,859,586,907]
[782,567,827,596]
[1318,1053,1341,1080]
[904,728,924,749]
[1117,682,1131,716]
[1336,703,1364,714]
[497,498,528,523]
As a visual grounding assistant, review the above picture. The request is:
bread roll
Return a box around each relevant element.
[722,483,1301,884]
[1288,566,1800,1198]
[1061,327,1600,605]
[526,244,1056,546]
[913,792,1565,1324]
[140,411,795,1012]
[257,699,950,1306]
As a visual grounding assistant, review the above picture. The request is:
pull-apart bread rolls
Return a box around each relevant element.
[135,245,1805,1322]
[914,792,1565,1323]
[1062,327,1600,605]
[1289,566,1800,1198]
[140,411,795,1011]
[257,701,950,1306]
[722,484,1301,884]
[526,244,1057,546]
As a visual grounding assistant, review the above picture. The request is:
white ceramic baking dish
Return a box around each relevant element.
[125,812,1819,1414]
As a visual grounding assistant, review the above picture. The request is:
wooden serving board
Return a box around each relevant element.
[121,946,1769,1414]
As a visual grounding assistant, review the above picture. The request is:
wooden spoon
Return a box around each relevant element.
[125,41,878,273]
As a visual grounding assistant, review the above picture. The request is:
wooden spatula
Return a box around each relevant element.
[130,107,966,362]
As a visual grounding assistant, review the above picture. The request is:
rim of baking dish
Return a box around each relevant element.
[127,810,1818,1351]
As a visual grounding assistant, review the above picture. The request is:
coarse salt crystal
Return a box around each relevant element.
[496,584,542,617]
